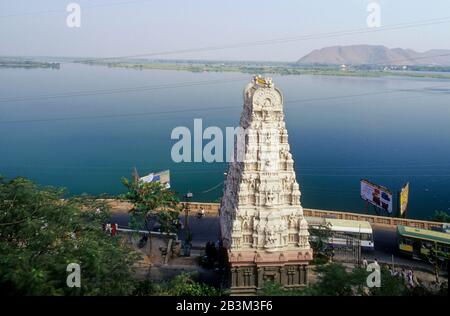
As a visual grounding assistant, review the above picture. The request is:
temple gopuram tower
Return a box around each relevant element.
[220,75,312,294]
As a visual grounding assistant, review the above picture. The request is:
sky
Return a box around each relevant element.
[0,0,450,61]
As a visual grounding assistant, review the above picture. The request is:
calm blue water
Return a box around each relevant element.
[1,63,449,220]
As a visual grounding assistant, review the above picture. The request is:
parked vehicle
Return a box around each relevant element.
[397,225,450,264]
[307,217,374,250]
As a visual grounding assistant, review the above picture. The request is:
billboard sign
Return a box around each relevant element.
[140,170,171,188]
[360,179,393,213]
[399,182,410,217]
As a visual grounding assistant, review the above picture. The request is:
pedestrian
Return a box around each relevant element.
[105,222,112,234]
[388,265,396,276]
[401,268,407,281]
[391,266,398,277]
[111,223,118,236]
[373,258,379,268]
[407,268,414,287]
[362,257,368,269]
[197,207,205,218]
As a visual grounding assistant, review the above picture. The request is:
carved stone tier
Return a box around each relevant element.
[219,76,312,294]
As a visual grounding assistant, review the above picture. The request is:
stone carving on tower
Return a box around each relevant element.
[220,75,312,294]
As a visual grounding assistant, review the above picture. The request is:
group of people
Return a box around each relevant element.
[104,222,118,236]
[362,257,417,288]
[391,266,417,288]
[362,257,379,269]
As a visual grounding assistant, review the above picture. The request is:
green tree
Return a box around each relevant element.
[368,267,408,296]
[0,176,140,296]
[134,273,221,296]
[308,221,333,261]
[165,273,221,296]
[121,178,180,234]
[313,263,365,296]
[260,263,411,296]
[432,210,450,223]
[260,264,365,296]
[259,281,310,296]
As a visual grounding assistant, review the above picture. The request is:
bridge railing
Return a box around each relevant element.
[104,199,444,231]
[185,202,444,230]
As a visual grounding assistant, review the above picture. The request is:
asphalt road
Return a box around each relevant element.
[111,213,220,247]
[111,213,395,250]
[110,213,437,271]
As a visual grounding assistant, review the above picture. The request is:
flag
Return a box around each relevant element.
[399,182,409,217]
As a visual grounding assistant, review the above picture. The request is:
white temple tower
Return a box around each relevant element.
[219,76,312,294]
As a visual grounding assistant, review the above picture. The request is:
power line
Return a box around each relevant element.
[1,47,449,106]
[0,83,448,124]
[0,69,438,105]
[0,0,155,19]
[195,182,224,195]
[0,106,237,124]
[0,76,248,104]
[3,162,450,171]
[80,16,450,61]
[3,164,448,178]
[285,84,450,105]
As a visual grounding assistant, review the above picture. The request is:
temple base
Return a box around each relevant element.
[224,249,311,295]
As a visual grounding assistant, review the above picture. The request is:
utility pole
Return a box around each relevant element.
[358,224,362,267]
[184,191,193,232]
[183,191,193,256]
[433,241,440,283]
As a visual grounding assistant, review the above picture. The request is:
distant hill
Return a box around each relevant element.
[297,45,450,66]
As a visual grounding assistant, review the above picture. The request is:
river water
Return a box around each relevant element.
[1,63,449,220]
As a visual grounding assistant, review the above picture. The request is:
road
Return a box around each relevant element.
[111,213,220,247]
[110,213,437,271]
[111,213,395,250]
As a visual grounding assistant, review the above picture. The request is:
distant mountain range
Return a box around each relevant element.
[297,45,450,66]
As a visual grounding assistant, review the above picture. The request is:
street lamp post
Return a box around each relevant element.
[358,224,362,267]
[183,191,193,256]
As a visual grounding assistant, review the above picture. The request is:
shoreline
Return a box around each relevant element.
[76,60,450,80]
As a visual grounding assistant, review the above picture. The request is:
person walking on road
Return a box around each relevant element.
[373,258,379,269]
[111,223,118,236]
[197,207,205,219]
[362,257,368,269]
[407,268,415,288]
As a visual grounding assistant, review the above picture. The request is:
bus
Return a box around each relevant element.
[397,225,450,263]
[307,217,374,250]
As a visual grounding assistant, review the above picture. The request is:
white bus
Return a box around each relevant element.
[306,217,374,250]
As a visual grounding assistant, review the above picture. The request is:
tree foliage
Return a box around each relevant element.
[121,178,180,234]
[0,176,140,296]
[432,210,450,223]
[261,263,411,296]
[368,267,408,296]
[308,222,333,259]
[133,273,221,296]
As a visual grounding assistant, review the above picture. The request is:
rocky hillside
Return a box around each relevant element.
[297,45,450,66]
